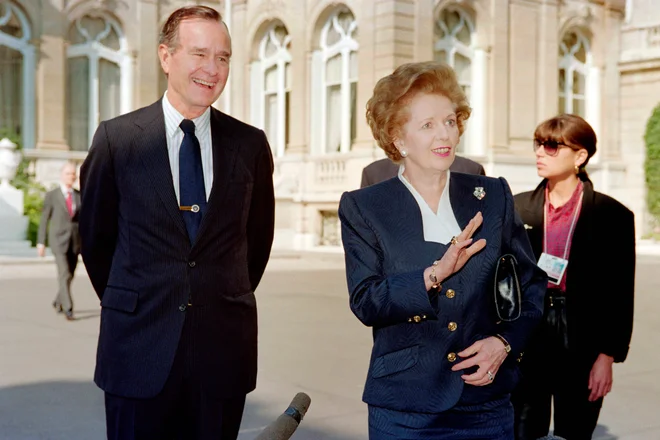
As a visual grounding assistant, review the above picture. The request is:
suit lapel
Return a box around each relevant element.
[136,101,188,238]
[521,181,545,256]
[448,172,482,230]
[193,109,238,245]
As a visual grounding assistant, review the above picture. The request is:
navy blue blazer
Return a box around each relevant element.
[338,172,546,413]
[79,100,275,399]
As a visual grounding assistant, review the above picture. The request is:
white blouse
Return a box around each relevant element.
[398,166,462,244]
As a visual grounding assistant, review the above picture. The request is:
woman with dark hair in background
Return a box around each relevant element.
[512,114,636,440]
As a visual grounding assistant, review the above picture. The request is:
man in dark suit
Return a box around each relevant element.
[37,162,80,321]
[360,155,485,188]
[79,6,275,440]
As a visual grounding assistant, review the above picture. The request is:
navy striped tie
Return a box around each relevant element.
[179,119,206,243]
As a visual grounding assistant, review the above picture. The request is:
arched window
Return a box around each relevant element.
[434,7,476,154]
[67,13,132,151]
[0,2,35,148]
[311,7,358,154]
[250,24,291,158]
[559,30,590,117]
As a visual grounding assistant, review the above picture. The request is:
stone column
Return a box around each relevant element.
[353,0,416,153]
[284,0,307,155]
[490,0,510,151]
[36,0,67,151]
[135,0,160,108]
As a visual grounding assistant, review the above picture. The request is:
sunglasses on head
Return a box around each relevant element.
[533,139,570,157]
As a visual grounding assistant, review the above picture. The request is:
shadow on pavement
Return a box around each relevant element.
[0,381,357,440]
[593,424,618,440]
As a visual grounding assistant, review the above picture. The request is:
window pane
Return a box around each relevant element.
[349,50,358,80]
[100,26,121,51]
[434,50,447,64]
[326,84,342,153]
[0,45,22,137]
[326,54,342,84]
[264,93,278,151]
[67,57,90,151]
[456,20,471,45]
[575,40,587,63]
[573,98,585,117]
[350,82,357,143]
[559,69,566,94]
[0,4,23,39]
[265,65,278,92]
[285,61,291,90]
[559,96,566,114]
[285,91,290,147]
[99,58,121,123]
[572,70,585,95]
[454,52,471,86]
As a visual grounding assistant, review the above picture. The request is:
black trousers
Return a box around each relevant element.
[512,292,603,440]
[104,307,246,440]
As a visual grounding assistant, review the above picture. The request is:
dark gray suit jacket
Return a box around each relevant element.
[37,187,81,255]
[79,100,275,399]
[360,156,486,188]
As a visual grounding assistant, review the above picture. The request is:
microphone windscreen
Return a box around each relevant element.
[289,392,311,418]
[253,414,299,440]
[253,393,312,440]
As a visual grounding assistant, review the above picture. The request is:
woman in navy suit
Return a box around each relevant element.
[338,61,547,439]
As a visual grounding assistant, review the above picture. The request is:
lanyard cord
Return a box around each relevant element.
[543,185,584,260]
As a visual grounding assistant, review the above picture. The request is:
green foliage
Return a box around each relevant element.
[645,104,660,231]
[1,129,47,246]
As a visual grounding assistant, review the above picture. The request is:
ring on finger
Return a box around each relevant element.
[450,236,459,246]
[487,370,494,381]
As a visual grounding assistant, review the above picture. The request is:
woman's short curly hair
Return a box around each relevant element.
[366,61,471,162]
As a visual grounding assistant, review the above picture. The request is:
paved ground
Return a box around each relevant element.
[0,252,659,440]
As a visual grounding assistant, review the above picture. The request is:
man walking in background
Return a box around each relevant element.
[37,162,81,321]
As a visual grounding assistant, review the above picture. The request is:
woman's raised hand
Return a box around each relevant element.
[424,212,487,290]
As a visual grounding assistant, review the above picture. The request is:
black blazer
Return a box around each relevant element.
[360,156,486,188]
[79,100,275,399]
[339,173,546,413]
[514,179,635,363]
[37,187,81,254]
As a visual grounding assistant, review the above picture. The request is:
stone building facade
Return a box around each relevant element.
[3,0,653,250]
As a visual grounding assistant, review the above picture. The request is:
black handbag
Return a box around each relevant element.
[494,254,522,321]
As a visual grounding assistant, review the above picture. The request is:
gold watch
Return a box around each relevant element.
[495,334,511,353]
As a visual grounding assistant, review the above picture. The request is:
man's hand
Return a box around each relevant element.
[588,353,614,402]
[37,244,45,258]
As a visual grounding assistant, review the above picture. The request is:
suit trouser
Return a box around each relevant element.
[512,293,603,440]
[53,243,78,312]
[104,306,247,440]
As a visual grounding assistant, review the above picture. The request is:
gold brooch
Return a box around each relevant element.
[473,187,486,200]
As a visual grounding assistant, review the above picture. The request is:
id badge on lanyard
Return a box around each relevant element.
[538,190,583,285]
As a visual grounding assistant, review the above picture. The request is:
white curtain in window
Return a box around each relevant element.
[67,57,90,152]
[0,45,22,136]
[99,58,121,123]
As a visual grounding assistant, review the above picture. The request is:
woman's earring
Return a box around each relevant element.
[575,165,580,175]
[400,149,408,158]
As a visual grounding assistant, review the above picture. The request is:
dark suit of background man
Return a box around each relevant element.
[79,6,275,440]
[37,162,80,321]
[360,155,486,188]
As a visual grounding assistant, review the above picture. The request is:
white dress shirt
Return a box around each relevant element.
[60,184,76,211]
[398,166,462,244]
[162,91,214,203]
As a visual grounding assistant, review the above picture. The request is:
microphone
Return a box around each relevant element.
[253,392,312,440]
